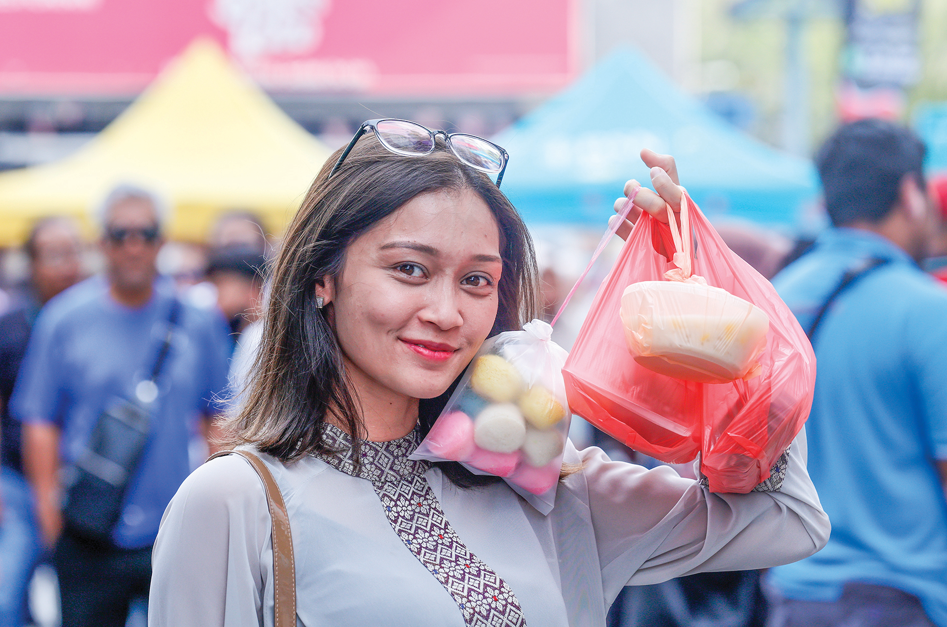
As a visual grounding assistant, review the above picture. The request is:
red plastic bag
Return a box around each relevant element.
[561,189,815,493]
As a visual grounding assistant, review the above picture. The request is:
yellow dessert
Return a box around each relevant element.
[470,354,523,403]
[518,385,566,429]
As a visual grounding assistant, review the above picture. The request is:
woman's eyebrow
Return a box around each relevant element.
[379,240,501,264]
[380,241,438,256]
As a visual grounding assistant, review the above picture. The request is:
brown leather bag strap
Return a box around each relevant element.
[208,450,296,627]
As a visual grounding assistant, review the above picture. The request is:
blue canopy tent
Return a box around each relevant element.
[494,47,820,230]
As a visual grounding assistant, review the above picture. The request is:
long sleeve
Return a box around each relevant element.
[567,426,829,606]
[149,455,271,627]
[150,429,829,627]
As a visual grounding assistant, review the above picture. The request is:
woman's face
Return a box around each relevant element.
[324,187,503,405]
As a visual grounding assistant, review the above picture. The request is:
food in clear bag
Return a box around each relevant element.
[562,187,815,493]
[411,320,570,514]
[621,281,769,383]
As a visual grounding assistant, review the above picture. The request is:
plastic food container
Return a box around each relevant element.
[620,280,769,383]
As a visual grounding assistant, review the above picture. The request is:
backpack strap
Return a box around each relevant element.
[806,256,890,341]
[208,450,296,627]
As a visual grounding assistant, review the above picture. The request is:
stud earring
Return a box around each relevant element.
[316,296,325,309]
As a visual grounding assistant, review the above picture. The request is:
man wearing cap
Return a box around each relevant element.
[10,184,232,627]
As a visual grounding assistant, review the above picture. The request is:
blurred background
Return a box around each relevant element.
[2,0,946,440]
[1,0,946,304]
[1,1,947,625]
[2,0,946,226]
[0,9,945,429]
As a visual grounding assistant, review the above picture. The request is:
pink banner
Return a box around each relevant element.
[0,0,579,96]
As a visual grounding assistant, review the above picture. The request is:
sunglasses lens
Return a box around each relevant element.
[449,134,504,173]
[375,120,435,156]
[108,226,159,245]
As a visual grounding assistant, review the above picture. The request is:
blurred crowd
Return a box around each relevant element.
[0,195,269,627]
[0,119,946,627]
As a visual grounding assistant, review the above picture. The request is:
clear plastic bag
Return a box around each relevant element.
[412,320,571,514]
[562,189,815,493]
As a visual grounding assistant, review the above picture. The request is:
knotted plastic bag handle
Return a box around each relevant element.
[663,187,705,285]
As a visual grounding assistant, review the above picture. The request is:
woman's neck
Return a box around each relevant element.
[359,398,420,441]
[339,362,420,442]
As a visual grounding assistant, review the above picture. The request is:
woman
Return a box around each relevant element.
[149,119,829,626]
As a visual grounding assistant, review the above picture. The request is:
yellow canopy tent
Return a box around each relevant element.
[0,39,332,246]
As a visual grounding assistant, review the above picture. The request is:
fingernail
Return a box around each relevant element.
[650,167,662,179]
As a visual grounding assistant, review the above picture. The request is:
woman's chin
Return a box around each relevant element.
[406,382,454,402]
[395,370,459,402]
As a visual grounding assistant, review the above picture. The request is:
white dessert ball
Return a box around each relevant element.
[521,427,564,467]
[473,403,526,454]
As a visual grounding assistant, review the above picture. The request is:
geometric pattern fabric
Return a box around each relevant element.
[316,424,528,627]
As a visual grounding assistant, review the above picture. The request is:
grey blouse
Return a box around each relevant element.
[148,426,828,627]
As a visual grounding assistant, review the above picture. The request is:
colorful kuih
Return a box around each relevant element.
[412,320,572,511]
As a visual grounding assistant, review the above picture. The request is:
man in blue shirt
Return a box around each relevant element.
[766,120,947,626]
[0,217,83,627]
[11,184,232,627]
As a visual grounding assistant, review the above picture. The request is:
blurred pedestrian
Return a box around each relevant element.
[208,210,269,255]
[10,184,232,627]
[0,216,83,627]
[765,119,947,627]
[204,246,266,341]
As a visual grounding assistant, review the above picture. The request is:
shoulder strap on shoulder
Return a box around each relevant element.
[806,256,890,341]
[208,450,296,627]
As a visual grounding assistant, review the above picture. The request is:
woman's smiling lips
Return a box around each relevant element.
[402,338,458,362]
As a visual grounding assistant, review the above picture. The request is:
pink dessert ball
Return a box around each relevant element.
[468,446,521,477]
[426,411,476,461]
[509,461,560,495]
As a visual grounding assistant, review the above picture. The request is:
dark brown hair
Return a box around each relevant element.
[221,134,539,488]
[816,118,926,227]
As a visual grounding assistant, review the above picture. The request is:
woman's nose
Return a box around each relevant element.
[418,281,464,330]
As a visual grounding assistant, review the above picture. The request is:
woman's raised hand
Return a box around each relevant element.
[611,149,683,243]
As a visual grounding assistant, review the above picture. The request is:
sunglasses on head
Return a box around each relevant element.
[106,225,160,245]
[329,118,510,187]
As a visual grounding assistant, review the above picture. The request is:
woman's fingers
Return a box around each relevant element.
[631,186,669,223]
[613,183,643,222]
[609,213,634,241]
[612,180,643,241]
[640,148,680,185]
[612,150,684,241]
[648,166,683,213]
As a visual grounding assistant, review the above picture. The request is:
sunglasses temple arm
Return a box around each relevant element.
[328,126,369,178]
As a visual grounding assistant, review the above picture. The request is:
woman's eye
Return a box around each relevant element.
[462,274,493,288]
[396,263,425,278]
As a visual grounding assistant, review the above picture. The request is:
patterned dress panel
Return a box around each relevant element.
[315,424,528,627]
